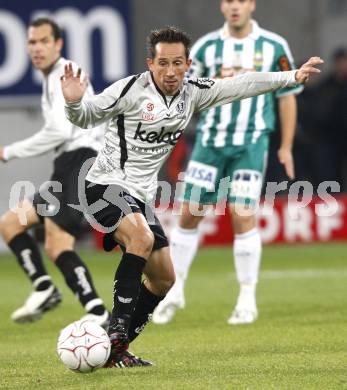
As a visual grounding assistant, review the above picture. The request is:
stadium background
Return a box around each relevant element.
[0,2,347,389]
[0,0,347,251]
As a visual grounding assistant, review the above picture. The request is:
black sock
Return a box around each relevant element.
[55,251,106,315]
[128,283,164,342]
[8,232,52,291]
[109,253,146,334]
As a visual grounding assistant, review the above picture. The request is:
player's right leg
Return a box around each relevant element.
[0,200,62,323]
[152,202,203,324]
[104,212,156,367]
[84,181,170,367]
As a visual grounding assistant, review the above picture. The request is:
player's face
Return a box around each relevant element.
[147,42,192,95]
[27,24,62,74]
[221,0,256,31]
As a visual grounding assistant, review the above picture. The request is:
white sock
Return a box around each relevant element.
[168,225,200,297]
[236,284,257,311]
[233,228,262,310]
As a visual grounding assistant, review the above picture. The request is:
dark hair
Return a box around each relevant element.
[147,26,191,59]
[29,17,62,41]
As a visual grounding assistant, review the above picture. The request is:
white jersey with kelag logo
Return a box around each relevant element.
[189,20,303,147]
[65,69,298,203]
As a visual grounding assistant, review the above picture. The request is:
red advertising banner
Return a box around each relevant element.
[94,195,347,248]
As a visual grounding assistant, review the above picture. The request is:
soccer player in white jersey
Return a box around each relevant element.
[61,25,321,366]
[153,0,307,326]
[0,18,109,327]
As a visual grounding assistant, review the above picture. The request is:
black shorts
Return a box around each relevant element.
[84,181,169,252]
[33,147,97,237]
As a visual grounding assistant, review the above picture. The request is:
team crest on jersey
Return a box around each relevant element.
[176,101,186,115]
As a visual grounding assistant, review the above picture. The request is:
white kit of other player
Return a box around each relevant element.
[3,58,103,161]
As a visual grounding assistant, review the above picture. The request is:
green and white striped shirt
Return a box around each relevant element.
[190,20,303,147]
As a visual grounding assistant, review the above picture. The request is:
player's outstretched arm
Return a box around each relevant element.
[193,56,324,113]
[61,63,88,103]
[295,57,324,84]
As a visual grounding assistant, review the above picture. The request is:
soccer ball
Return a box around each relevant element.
[57,320,111,373]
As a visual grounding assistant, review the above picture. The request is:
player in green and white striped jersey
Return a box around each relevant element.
[153,0,303,325]
[189,20,303,148]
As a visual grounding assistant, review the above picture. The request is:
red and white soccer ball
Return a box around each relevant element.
[57,320,111,373]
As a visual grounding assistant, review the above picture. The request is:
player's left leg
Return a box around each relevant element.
[103,212,157,368]
[105,246,174,368]
[44,218,109,328]
[102,201,174,368]
[128,245,174,342]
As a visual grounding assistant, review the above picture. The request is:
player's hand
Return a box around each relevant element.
[278,147,295,180]
[295,57,324,84]
[60,63,88,103]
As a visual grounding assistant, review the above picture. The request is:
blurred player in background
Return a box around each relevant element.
[0,18,109,327]
[153,0,303,325]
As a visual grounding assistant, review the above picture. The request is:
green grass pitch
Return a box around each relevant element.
[1,244,347,389]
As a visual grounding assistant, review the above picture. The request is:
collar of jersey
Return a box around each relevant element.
[149,72,181,108]
[220,19,260,41]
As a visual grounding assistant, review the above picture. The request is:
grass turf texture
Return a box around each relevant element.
[0,244,347,390]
